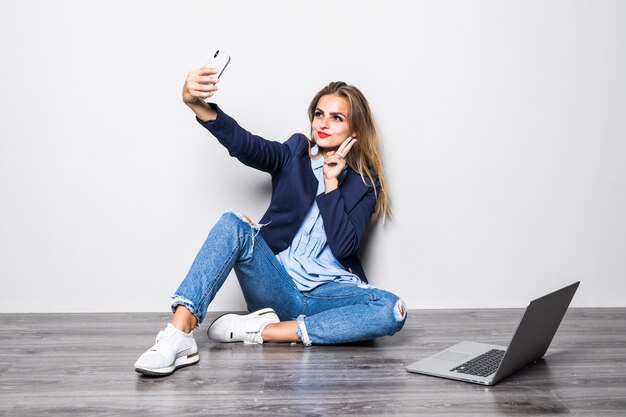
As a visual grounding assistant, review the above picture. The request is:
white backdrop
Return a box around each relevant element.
[1,0,625,313]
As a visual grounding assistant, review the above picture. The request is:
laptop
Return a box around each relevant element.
[406,281,580,385]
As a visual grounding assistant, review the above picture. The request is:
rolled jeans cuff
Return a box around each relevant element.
[296,315,313,347]
[171,295,202,326]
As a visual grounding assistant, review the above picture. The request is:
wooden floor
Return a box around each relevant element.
[1,308,625,416]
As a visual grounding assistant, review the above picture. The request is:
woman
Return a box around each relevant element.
[134,66,407,376]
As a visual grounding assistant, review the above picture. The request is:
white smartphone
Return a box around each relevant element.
[202,49,231,103]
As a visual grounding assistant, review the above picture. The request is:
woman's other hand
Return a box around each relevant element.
[323,136,357,192]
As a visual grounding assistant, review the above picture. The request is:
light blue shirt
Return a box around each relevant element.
[276,147,361,291]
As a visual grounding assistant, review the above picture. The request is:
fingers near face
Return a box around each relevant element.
[338,136,357,157]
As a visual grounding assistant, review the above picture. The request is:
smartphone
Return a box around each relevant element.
[202,49,231,103]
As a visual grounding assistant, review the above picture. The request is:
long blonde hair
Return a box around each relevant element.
[307,82,391,222]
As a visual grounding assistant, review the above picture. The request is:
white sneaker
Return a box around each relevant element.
[207,308,280,344]
[134,323,199,376]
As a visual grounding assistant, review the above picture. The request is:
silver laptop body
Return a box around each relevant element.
[406,281,580,385]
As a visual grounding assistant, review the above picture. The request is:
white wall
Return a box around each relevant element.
[1,0,625,313]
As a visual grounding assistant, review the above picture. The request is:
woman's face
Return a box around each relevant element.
[311,94,353,151]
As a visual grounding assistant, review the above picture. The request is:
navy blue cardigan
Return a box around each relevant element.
[198,105,379,283]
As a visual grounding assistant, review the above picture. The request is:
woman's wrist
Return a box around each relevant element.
[324,177,339,193]
[186,99,217,122]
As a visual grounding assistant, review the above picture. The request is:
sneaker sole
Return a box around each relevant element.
[207,307,276,341]
[135,351,200,377]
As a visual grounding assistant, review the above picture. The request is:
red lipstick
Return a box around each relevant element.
[317,131,331,138]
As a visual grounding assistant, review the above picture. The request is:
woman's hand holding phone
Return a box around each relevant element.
[182,67,219,122]
[183,67,220,104]
[182,50,231,122]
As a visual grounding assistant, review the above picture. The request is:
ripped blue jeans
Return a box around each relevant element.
[172,211,407,345]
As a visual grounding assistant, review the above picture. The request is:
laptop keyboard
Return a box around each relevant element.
[450,349,506,377]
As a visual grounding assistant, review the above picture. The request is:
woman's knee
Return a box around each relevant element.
[378,291,407,335]
[207,212,257,253]
[216,211,253,230]
[231,211,253,224]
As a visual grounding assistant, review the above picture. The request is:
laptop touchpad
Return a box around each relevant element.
[434,351,473,362]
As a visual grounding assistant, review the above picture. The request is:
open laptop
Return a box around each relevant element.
[406,281,580,385]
